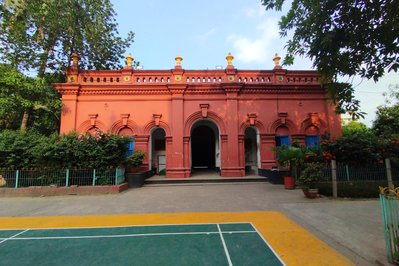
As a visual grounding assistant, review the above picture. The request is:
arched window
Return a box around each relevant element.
[275,126,290,147]
[127,137,134,156]
[118,127,135,156]
[305,126,320,147]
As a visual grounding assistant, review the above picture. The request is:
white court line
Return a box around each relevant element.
[249,222,286,266]
[0,229,29,245]
[1,230,257,241]
[217,224,233,266]
[0,222,251,231]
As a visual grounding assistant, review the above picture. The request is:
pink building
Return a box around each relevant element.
[53,53,341,178]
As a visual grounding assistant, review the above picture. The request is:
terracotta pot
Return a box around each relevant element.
[303,188,318,198]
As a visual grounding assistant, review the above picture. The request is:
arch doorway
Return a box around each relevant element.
[191,120,220,173]
[244,127,260,174]
[150,128,166,174]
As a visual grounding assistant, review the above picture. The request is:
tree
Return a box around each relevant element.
[373,105,399,138]
[0,0,134,74]
[342,121,371,136]
[0,0,134,132]
[0,64,61,133]
[262,0,399,118]
[373,85,399,139]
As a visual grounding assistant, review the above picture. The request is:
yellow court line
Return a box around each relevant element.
[0,211,353,266]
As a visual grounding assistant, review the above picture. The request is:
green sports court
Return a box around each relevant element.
[0,223,283,265]
[0,211,353,265]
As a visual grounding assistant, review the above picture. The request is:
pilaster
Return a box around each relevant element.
[166,84,188,178]
[220,83,244,177]
[260,133,277,169]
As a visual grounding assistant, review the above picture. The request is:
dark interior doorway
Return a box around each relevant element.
[245,127,258,174]
[191,125,215,169]
[151,128,166,174]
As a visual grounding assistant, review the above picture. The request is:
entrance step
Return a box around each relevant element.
[145,175,267,185]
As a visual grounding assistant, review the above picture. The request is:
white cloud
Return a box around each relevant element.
[228,18,280,64]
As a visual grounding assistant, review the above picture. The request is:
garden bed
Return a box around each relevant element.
[0,183,129,197]
[317,181,397,198]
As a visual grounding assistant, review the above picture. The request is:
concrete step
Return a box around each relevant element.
[145,175,267,185]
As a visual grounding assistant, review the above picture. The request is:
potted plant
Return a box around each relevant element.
[274,145,305,189]
[124,150,146,172]
[298,162,325,198]
[123,150,147,188]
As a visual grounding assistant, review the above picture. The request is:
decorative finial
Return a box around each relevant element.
[226,52,234,66]
[175,55,183,66]
[125,53,133,67]
[273,53,281,66]
[71,52,79,67]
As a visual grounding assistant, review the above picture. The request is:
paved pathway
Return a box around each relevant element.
[0,181,387,265]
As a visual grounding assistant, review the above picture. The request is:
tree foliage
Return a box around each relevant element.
[262,0,399,118]
[0,0,134,133]
[0,64,61,133]
[373,104,399,139]
[342,121,370,136]
[321,133,382,164]
[0,0,134,75]
[373,85,399,139]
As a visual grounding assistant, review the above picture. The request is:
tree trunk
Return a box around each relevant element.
[20,111,29,131]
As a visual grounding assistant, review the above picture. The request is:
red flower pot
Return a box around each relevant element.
[284,176,295,189]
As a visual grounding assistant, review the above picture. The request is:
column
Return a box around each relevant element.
[238,134,245,175]
[165,136,173,171]
[183,136,191,177]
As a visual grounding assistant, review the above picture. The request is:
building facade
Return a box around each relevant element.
[54,53,342,178]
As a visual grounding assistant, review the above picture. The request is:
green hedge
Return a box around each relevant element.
[0,130,130,168]
[317,181,395,198]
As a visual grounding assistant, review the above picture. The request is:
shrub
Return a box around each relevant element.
[298,163,325,189]
[321,133,382,164]
[124,150,146,168]
[0,130,131,168]
[0,130,45,168]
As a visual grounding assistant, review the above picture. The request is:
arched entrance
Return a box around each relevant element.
[190,120,220,173]
[150,128,166,174]
[244,127,260,174]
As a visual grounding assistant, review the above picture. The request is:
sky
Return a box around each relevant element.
[112,0,396,127]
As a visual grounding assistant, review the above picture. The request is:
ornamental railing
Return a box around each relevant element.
[324,163,391,181]
[74,69,320,86]
[0,168,125,188]
[380,187,399,264]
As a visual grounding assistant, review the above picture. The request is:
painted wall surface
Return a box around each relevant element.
[54,57,342,178]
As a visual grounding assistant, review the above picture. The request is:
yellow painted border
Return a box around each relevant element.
[0,211,353,266]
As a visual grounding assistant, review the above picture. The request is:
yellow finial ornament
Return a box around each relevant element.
[71,52,79,67]
[126,53,133,67]
[273,53,281,66]
[226,52,234,66]
[175,55,183,66]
